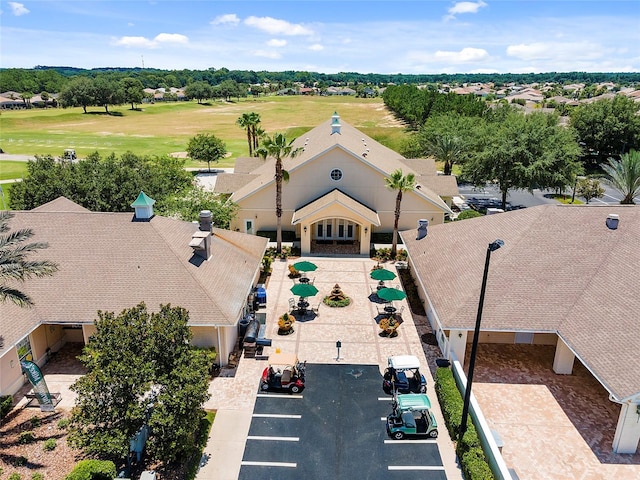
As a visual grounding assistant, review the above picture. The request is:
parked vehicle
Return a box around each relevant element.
[386,393,438,440]
[382,355,427,394]
[260,352,306,394]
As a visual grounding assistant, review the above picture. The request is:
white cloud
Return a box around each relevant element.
[308,44,324,52]
[252,49,282,59]
[435,47,489,63]
[8,2,29,16]
[113,33,188,49]
[267,39,287,47]
[507,42,603,61]
[154,33,188,44]
[445,1,487,20]
[244,16,313,36]
[211,14,240,26]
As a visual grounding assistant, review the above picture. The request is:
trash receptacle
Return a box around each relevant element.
[238,316,252,339]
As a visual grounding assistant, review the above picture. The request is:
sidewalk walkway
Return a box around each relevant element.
[195,257,462,480]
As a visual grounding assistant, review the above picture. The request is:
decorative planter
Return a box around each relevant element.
[278,313,295,335]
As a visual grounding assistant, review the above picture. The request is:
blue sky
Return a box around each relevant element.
[1,1,639,74]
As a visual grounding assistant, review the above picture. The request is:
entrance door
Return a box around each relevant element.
[244,219,254,235]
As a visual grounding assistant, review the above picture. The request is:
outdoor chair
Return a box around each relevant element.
[288,298,296,312]
[397,305,405,316]
[312,302,321,316]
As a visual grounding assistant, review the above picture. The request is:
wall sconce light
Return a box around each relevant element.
[304,226,307,233]
[458,332,463,338]
[364,227,368,234]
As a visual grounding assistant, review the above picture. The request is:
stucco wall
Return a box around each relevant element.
[231,150,446,233]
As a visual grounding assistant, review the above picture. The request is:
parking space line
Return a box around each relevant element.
[241,461,297,468]
[247,436,300,442]
[384,439,437,444]
[380,417,387,421]
[253,413,302,419]
[257,393,304,399]
[378,397,393,401]
[388,466,446,471]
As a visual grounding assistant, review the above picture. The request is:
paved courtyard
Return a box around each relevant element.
[11,257,640,479]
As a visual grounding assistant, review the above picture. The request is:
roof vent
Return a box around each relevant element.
[199,210,213,232]
[331,111,341,135]
[190,230,212,260]
[416,219,428,240]
[606,213,619,230]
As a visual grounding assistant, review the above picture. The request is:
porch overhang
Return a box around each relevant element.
[291,189,381,226]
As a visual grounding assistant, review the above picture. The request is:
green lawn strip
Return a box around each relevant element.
[0,161,28,180]
[0,182,15,209]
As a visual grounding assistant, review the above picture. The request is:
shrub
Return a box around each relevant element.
[434,367,494,479]
[57,418,70,429]
[29,415,42,427]
[456,210,483,220]
[19,431,36,444]
[64,460,117,480]
[43,438,57,451]
[0,394,13,420]
[323,296,351,307]
[9,473,22,480]
[32,474,44,480]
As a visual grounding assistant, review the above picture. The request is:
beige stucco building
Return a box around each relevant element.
[215,113,456,255]
[0,196,267,397]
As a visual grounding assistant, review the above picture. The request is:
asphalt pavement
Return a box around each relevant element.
[240,364,446,480]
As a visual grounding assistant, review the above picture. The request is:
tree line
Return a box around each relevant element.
[2,66,640,97]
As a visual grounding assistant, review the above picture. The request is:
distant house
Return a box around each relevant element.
[0,196,267,397]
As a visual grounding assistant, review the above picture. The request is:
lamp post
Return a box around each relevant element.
[458,239,504,440]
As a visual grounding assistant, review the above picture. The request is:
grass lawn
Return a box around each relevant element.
[0,96,407,167]
[0,161,28,180]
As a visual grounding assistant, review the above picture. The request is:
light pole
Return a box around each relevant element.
[458,239,504,440]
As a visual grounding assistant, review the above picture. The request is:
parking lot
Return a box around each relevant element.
[240,363,446,480]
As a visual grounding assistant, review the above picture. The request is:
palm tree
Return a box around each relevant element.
[426,135,464,176]
[0,211,58,307]
[385,169,416,259]
[601,149,640,204]
[256,133,303,253]
[236,112,262,157]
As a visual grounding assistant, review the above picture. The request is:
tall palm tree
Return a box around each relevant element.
[256,133,303,253]
[385,169,416,259]
[601,149,640,204]
[236,112,261,157]
[0,211,58,307]
[426,135,464,176]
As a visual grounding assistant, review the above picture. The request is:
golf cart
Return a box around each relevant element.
[382,355,427,394]
[386,393,438,440]
[260,352,306,394]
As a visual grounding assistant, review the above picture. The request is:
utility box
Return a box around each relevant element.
[254,284,267,308]
[139,471,156,480]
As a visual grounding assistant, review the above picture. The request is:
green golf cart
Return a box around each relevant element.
[386,393,438,440]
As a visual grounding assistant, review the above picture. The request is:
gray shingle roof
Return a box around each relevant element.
[400,204,640,401]
[0,202,267,356]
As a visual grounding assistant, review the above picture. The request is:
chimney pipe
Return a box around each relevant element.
[606,214,619,230]
[416,219,428,240]
[199,210,213,232]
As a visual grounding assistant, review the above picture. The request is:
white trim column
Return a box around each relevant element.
[360,224,370,255]
[301,223,311,255]
[612,403,640,454]
[449,330,468,364]
[553,337,575,374]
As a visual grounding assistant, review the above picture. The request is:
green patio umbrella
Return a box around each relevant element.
[293,260,318,272]
[370,269,397,281]
[377,287,406,302]
[290,283,319,297]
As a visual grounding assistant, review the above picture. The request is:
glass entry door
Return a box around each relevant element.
[315,219,355,240]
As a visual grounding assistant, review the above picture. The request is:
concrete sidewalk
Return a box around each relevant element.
[195,257,462,480]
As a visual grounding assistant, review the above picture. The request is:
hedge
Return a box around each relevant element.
[434,367,495,480]
[1,395,13,420]
[64,460,117,480]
